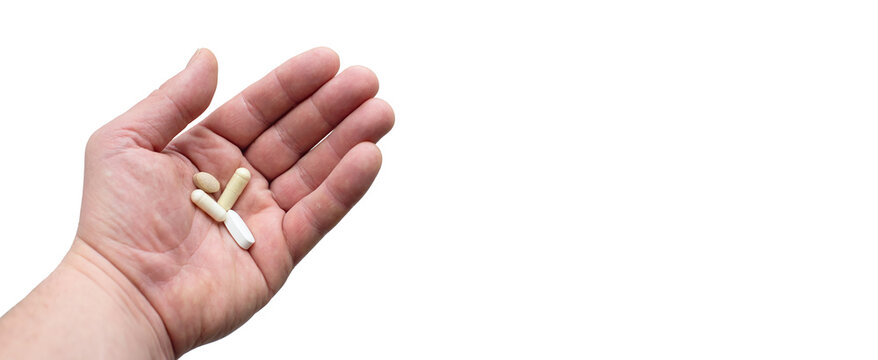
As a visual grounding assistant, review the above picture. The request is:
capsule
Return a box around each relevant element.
[218,168,251,210]
[191,189,227,221]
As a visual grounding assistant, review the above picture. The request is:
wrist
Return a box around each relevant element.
[0,239,174,359]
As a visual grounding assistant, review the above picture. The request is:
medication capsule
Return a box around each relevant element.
[191,189,227,222]
[224,210,255,250]
[218,167,251,210]
[193,172,220,193]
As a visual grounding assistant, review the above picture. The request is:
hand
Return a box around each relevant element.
[74,48,394,356]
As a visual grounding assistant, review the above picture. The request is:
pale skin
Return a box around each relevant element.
[0,48,394,358]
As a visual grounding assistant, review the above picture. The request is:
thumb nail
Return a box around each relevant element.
[187,48,204,68]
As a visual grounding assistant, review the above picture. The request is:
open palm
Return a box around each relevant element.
[74,48,393,356]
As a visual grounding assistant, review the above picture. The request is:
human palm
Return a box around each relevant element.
[74,48,393,356]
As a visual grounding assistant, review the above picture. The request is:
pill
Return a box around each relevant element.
[193,172,220,193]
[217,167,251,210]
[191,189,227,222]
[224,210,255,250]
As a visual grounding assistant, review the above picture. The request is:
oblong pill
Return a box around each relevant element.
[218,168,251,210]
[191,189,227,222]
[193,172,221,193]
[224,210,255,250]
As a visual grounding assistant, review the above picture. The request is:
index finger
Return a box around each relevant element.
[196,47,340,148]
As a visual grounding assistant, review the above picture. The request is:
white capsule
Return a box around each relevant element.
[218,168,251,210]
[224,210,255,250]
[191,189,227,222]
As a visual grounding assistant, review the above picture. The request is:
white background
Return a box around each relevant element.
[1,1,877,358]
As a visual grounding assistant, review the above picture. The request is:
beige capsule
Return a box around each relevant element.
[193,172,221,193]
[217,168,251,210]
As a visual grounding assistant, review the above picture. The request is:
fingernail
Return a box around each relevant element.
[187,48,203,67]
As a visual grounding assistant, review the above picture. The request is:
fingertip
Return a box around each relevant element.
[201,48,219,73]
[187,48,218,73]
[273,47,341,98]
[291,47,340,80]
[309,47,340,71]
[369,98,395,133]
[343,65,380,95]
[188,48,219,86]
[350,142,383,174]
[372,144,383,170]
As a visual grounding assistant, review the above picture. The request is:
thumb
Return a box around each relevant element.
[95,49,218,151]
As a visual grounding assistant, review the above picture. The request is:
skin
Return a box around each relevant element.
[0,48,394,358]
